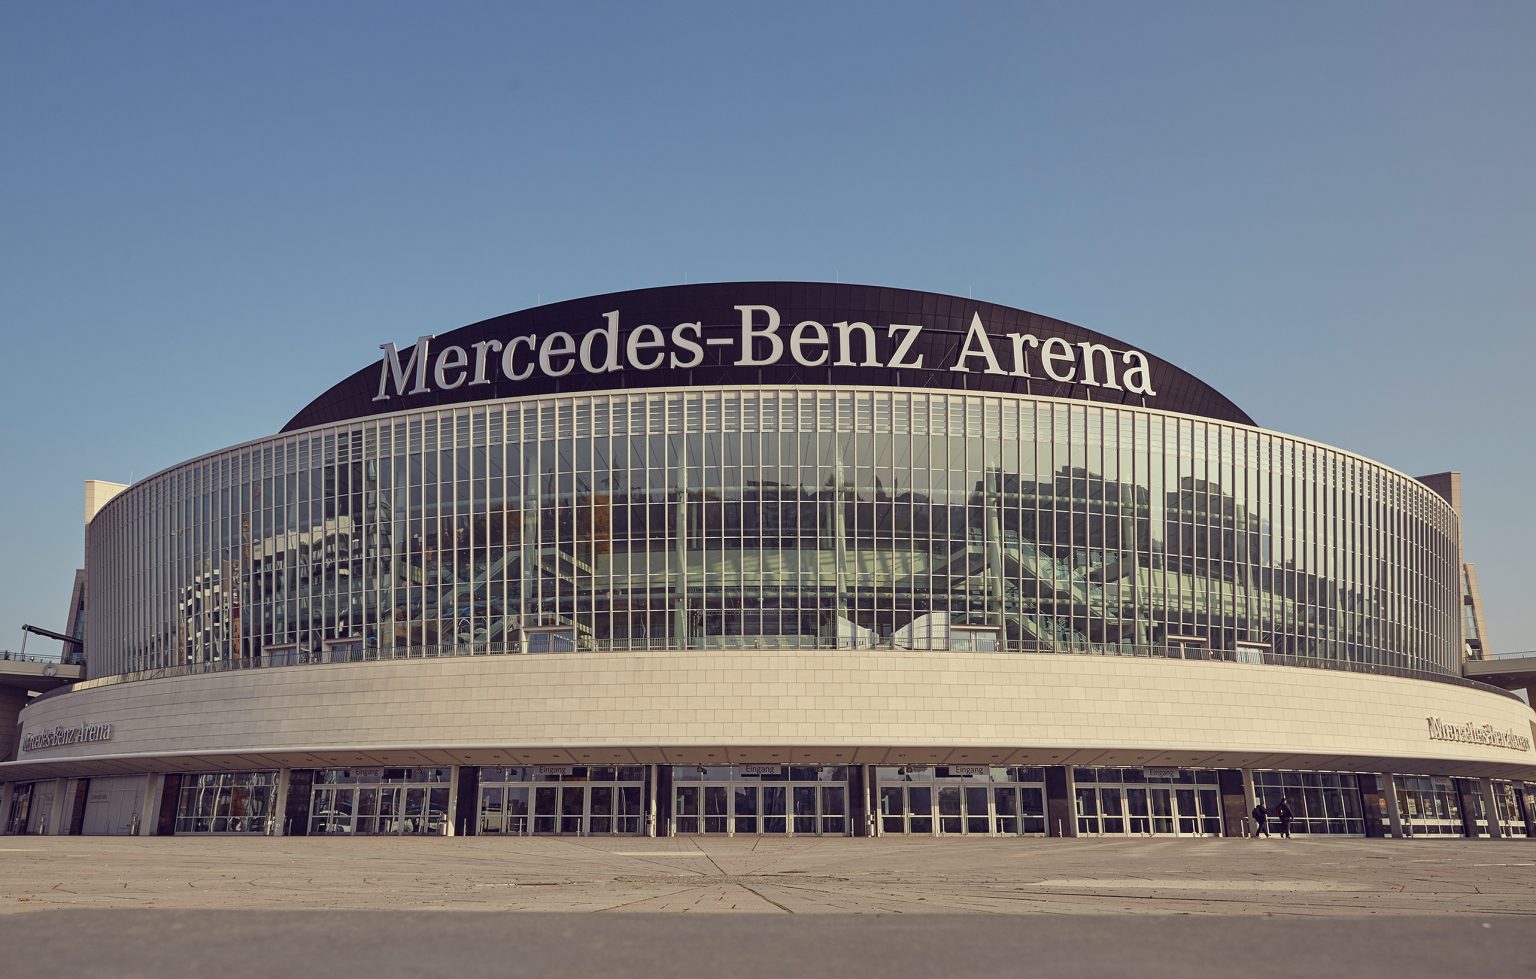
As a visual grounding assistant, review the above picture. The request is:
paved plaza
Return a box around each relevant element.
[2,834,1534,916]
[2,837,1534,976]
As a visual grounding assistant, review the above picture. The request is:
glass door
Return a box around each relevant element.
[1149,788,1174,834]
[679,781,842,835]
[763,786,788,833]
[1197,788,1222,835]
[820,786,847,835]
[1126,788,1149,834]
[703,785,729,833]
[907,786,933,833]
[733,785,758,834]
[965,787,990,834]
[878,772,1046,836]
[376,788,400,834]
[938,786,963,834]
[477,768,645,836]
[588,786,613,834]
[616,786,643,834]
[994,788,1019,834]
[675,785,701,834]
[560,786,586,834]
[534,786,558,833]
[1100,787,1126,834]
[1075,786,1099,835]
[1175,788,1199,835]
[793,786,819,834]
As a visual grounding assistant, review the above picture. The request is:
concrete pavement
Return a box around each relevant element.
[3,837,1535,976]
[1,834,1533,916]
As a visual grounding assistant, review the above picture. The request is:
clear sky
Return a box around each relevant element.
[1,2,1531,658]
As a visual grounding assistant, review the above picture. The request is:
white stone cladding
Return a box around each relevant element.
[7,652,1535,781]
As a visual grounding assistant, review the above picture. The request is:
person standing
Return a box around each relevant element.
[1277,797,1295,838]
[1251,799,1269,839]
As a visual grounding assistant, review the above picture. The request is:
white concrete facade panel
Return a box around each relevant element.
[6,653,1534,781]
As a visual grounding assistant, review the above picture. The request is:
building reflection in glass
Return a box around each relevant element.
[88,390,1461,681]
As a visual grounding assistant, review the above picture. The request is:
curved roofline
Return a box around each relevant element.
[281,281,1254,432]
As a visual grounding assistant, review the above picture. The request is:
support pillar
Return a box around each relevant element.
[1217,769,1248,838]
[453,765,478,837]
[1479,779,1504,840]
[1044,766,1076,838]
[848,765,868,838]
[270,770,291,836]
[156,775,182,835]
[1382,774,1405,838]
[1454,779,1481,839]
[653,764,672,837]
[868,765,881,838]
[1521,785,1536,839]
[66,779,89,835]
[283,769,315,837]
[137,774,166,836]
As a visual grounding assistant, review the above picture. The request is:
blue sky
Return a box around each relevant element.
[2,1,1531,656]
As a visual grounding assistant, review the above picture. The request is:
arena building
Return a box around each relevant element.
[4,282,1534,841]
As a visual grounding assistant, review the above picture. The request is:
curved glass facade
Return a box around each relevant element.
[86,388,1461,680]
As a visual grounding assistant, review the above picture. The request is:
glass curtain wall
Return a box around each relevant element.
[1251,771,1365,835]
[1393,775,1465,837]
[87,390,1463,681]
[1490,780,1529,837]
[174,771,279,834]
[4,783,35,835]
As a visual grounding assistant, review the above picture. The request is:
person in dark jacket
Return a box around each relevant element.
[1251,800,1269,838]
[1276,797,1295,838]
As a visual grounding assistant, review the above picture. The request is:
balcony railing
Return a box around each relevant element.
[31,637,1524,703]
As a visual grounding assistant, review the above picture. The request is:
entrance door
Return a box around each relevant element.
[733,785,758,834]
[820,786,847,835]
[560,786,586,834]
[1149,788,1175,834]
[676,778,848,836]
[938,786,963,834]
[763,785,788,833]
[534,787,558,833]
[1080,781,1217,837]
[479,778,640,836]
[675,786,701,834]
[1127,787,1149,834]
[1075,786,1099,835]
[703,785,729,833]
[1099,786,1126,835]
[589,786,613,834]
[994,787,1019,834]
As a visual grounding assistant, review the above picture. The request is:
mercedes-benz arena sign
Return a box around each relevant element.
[284,282,1252,431]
